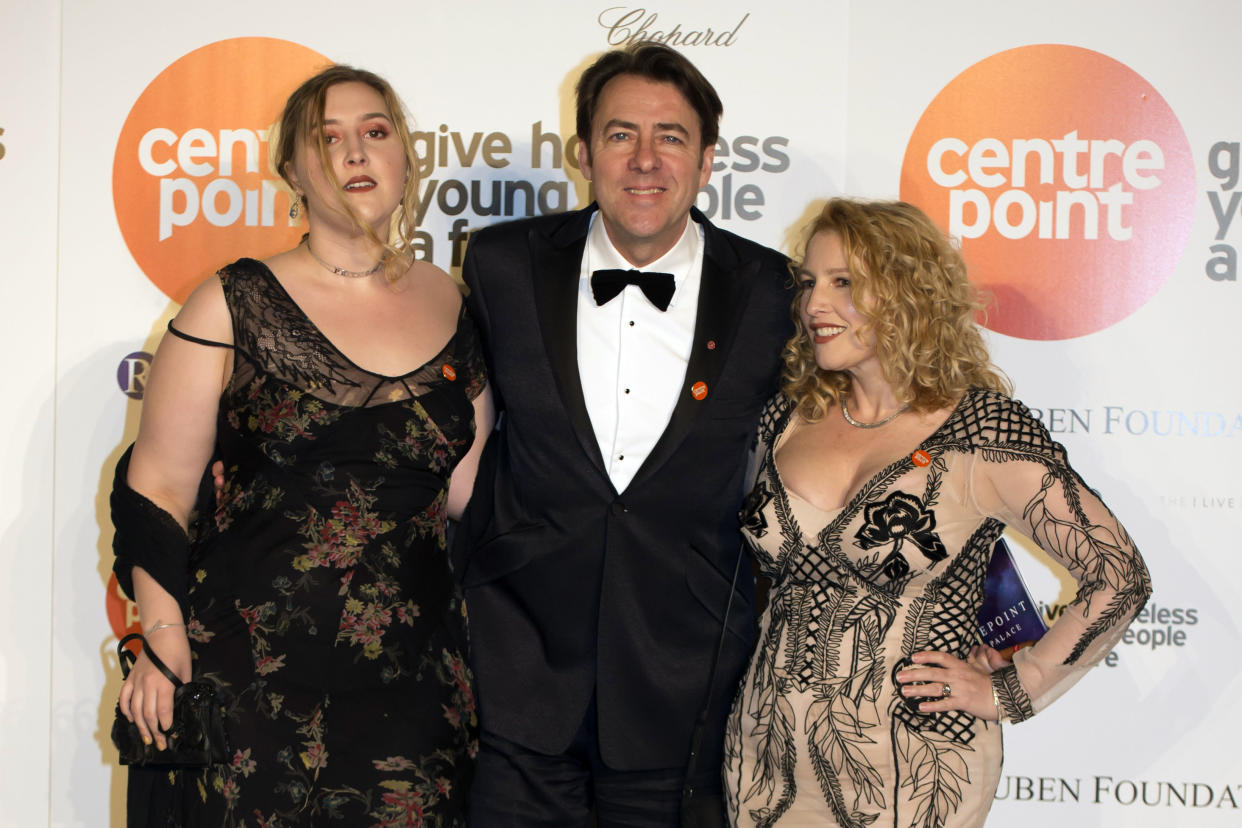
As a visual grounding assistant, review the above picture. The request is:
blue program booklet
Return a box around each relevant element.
[976,538,1048,655]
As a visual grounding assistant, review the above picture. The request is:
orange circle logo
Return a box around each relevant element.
[441,363,457,381]
[113,38,330,303]
[691,381,708,400]
[900,45,1194,341]
[105,572,142,641]
[911,449,931,467]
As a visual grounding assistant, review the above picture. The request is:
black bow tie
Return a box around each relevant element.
[590,269,676,312]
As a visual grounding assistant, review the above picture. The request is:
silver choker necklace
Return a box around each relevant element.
[841,397,909,429]
[304,240,383,279]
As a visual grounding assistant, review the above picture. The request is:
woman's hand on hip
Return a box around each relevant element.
[896,647,1006,721]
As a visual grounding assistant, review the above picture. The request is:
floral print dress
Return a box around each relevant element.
[723,388,1151,828]
[133,259,484,827]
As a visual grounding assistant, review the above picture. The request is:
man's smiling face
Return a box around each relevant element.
[578,74,715,267]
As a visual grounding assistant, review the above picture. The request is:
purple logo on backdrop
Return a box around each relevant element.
[117,351,153,399]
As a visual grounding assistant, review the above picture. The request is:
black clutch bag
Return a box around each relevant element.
[111,632,230,766]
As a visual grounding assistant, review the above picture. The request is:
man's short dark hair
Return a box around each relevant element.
[575,42,723,161]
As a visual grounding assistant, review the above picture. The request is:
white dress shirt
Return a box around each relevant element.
[576,214,705,493]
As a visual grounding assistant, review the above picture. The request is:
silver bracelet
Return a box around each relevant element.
[145,621,186,635]
[991,681,1004,723]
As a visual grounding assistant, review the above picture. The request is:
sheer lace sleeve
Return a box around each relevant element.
[966,393,1151,722]
[746,391,794,490]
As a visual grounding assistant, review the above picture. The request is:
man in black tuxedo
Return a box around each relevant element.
[457,43,793,826]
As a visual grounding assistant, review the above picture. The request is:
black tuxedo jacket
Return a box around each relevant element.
[456,205,792,771]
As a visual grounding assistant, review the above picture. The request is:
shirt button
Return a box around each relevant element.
[628,320,635,327]
[610,501,627,516]
[624,388,630,394]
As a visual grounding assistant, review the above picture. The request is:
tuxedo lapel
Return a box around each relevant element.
[629,213,757,487]
[530,208,610,478]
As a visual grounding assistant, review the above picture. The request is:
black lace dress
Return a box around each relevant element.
[131,259,483,827]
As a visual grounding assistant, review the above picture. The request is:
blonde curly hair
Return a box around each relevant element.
[783,198,1011,421]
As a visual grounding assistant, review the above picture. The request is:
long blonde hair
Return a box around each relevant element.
[783,198,1011,421]
[271,65,420,281]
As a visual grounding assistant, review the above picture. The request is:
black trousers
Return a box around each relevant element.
[467,697,726,827]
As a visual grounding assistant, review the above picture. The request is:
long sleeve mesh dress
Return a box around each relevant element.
[723,388,1151,828]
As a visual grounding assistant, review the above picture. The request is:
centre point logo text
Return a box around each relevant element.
[927,130,1163,241]
[137,127,288,241]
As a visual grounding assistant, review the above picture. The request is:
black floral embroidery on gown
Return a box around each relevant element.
[130,259,484,828]
[741,480,775,538]
[856,491,948,564]
[856,491,948,582]
[723,389,1151,828]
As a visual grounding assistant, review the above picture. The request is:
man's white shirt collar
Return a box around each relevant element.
[585,212,700,306]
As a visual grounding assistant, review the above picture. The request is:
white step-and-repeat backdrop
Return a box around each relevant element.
[2,1,1238,825]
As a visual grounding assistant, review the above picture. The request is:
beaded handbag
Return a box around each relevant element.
[110,633,229,766]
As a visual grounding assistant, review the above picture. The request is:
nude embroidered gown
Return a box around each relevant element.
[723,388,1151,828]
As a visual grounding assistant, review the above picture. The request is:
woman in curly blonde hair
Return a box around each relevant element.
[724,198,1150,827]
[781,199,1010,421]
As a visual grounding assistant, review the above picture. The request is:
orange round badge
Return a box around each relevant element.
[105,572,142,640]
[441,364,457,381]
[691,381,708,400]
[899,45,1193,340]
[112,37,331,303]
[912,450,931,467]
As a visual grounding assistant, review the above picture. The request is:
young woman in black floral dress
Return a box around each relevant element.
[723,199,1151,827]
[112,66,493,827]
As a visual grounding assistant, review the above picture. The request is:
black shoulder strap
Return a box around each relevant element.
[117,633,185,687]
